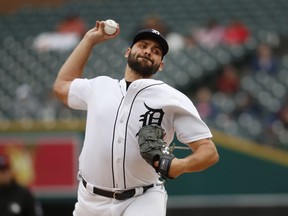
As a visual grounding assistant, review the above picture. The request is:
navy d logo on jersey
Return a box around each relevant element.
[139,103,164,127]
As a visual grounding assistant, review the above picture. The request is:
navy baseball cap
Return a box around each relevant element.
[131,29,169,56]
[0,153,10,170]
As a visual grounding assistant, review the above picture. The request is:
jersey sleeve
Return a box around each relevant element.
[68,78,91,110]
[173,93,213,143]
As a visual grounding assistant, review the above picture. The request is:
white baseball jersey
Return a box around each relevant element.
[68,76,212,191]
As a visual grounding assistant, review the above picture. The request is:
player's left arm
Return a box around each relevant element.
[168,138,219,178]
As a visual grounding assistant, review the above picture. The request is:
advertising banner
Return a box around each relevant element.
[0,133,81,197]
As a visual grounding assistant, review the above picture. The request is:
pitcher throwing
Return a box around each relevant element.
[53,20,219,216]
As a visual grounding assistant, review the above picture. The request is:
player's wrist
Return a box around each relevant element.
[169,158,185,178]
[82,33,101,47]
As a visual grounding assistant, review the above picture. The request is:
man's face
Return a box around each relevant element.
[127,39,164,77]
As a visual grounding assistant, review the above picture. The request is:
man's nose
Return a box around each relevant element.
[144,49,151,56]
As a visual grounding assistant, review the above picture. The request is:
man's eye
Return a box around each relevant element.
[152,49,161,55]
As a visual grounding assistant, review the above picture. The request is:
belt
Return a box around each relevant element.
[82,179,153,200]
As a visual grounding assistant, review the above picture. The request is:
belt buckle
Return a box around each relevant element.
[113,191,122,200]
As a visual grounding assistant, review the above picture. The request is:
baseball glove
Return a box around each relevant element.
[137,125,175,180]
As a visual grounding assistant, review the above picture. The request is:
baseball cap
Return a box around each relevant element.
[0,153,10,170]
[131,29,169,57]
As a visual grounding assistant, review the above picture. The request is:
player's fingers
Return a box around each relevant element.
[99,21,106,31]
[115,24,120,35]
[153,161,159,168]
[95,20,100,30]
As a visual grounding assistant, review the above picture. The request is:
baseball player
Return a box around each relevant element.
[53,20,219,216]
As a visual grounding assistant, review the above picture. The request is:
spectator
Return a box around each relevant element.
[183,33,197,50]
[250,43,279,74]
[12,84,42,120]
[38,91,63,121]
[222,19,250,45]
[216,64,240,95]
[138,15,169,36]
[0,153,43,216]
[278,103,288,129]
[264,102,288,146]
[136,15,186,52]
[234,91,261,117]
[194,86,218,120]
[56,14,86,37]
[192,19,225,48]
[32,13,87,52]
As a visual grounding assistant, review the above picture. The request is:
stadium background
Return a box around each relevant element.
[0,0,288,215]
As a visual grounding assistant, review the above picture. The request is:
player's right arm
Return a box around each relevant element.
[53,20,120,105]
[168,138,219,178]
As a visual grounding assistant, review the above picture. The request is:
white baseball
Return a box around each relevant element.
[104,19,117,35]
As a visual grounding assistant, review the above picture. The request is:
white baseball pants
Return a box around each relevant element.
[73,181,168,216]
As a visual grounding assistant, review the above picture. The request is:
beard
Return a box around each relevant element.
[127,52,161,77]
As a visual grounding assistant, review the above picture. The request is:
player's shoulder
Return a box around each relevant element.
[72,76,119,91]
[158,80,186,95]
[81,76,119,86]
[75,75,117,82]
[91,75,118,82]
[136,79,177,91]
[147,80,190,103]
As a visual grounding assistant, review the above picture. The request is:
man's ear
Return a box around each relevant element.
[158,61,164,72]
[125,48,131,58]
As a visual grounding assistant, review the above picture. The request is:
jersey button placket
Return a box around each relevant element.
[113,97,130,188]
[116,158,122,163]
[113,139,125,188]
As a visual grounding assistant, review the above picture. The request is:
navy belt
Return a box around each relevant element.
[82,179,153,200]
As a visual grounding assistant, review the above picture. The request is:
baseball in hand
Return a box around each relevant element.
[104,19,117,35]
